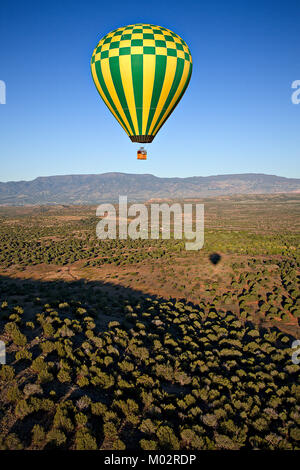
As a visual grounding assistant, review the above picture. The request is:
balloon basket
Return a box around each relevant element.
[137,147,147,160]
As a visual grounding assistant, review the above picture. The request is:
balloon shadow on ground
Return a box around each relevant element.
[209,253,221,265]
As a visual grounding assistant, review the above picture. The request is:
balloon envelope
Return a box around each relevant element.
[91,24,192,143]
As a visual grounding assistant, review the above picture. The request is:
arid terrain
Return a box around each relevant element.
[0,194,299,450]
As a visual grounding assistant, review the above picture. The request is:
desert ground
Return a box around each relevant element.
[0,194,299,449]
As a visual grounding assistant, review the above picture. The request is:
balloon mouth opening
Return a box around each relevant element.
[130,135,154,143]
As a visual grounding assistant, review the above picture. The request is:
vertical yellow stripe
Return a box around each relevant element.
[101,58,133,134]
[119,55,139,135]
[148,56,177,135]
[153,60,191,136]
[91,63,129,135]
[142,54,156,135]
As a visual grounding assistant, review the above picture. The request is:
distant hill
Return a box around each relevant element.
[0,173,299,205]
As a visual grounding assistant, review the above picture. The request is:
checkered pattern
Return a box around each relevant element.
[91,24,192,64]
[91,23,193,142]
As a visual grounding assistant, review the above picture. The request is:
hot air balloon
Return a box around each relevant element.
[91,24,192,159]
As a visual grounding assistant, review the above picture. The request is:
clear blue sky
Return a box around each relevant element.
[0,0,299,182]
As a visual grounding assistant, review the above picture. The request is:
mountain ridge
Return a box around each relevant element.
[0,172,299,205]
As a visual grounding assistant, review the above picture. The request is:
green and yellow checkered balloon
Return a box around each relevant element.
[91,24,192,143]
